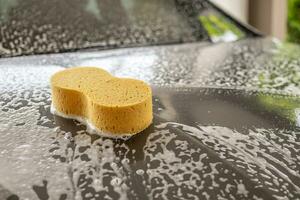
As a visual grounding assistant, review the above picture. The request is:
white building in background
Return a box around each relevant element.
[209,0,287,40]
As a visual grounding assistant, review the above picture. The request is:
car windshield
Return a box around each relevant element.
[0,0,252,57]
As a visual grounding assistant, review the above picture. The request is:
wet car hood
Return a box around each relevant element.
[1,37,299,92]
[0,37,300,200]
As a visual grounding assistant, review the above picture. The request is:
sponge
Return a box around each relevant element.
[50,67,153,137]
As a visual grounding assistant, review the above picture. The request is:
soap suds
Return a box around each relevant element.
[50,104,133,140]
[1,65,300,199]
[154,122,300,200]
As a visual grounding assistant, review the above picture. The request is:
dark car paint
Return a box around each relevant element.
[1,37,300,199]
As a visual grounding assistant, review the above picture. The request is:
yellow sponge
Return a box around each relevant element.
[50,67,153,137]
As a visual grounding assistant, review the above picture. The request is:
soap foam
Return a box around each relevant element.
[50,104,133,140]
[154,122,300,199]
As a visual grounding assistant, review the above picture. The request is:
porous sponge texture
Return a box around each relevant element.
[51,67,153,135]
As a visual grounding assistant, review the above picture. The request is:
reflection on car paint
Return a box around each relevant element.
[199,12,245,43]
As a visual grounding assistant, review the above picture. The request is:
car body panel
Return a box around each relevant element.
[1,37,300,199]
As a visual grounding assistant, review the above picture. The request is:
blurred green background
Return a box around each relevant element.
[288,0,300,43]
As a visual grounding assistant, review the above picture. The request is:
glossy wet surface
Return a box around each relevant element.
[1,37,300,199]
[0,0,207,57]
[1,81,300,199]
[0,0,254,57]
[1,37,300,93]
